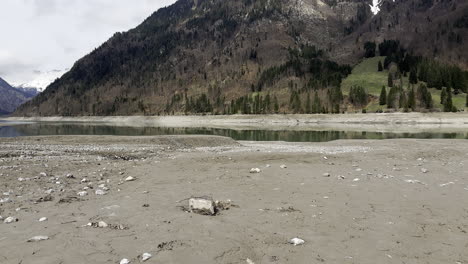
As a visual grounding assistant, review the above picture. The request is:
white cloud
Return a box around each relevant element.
[0,0,176,84]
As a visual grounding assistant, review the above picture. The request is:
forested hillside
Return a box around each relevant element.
[14,0,468,116]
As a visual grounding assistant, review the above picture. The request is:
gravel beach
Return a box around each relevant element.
[0,135,467,263]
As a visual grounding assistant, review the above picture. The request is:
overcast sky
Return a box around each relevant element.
[0,0,176,84]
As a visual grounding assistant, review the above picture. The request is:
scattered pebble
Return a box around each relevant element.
[249,168,261,173]
[77,191,88,197]
[27,236,49,242]
[323,173,331,177]
[141,253,152,262]
[125,176,135,182]
[39,217,48,222]
[420,168,428,173]
[353,178,360,182]
[280,164,287,169]
[120,258,130,264]
[246,258,255,264]
[4,216,18,224]
[439,182,454,187]
[95,189,107,195]
[289,237,305,246]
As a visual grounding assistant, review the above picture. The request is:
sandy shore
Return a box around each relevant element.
[0,136,467,263]
[4,113,468,133]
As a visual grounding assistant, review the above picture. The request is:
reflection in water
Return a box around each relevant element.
[0,122,467,142]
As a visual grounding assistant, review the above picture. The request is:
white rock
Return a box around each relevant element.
[439,182,455,187]
[81,178,88,183]
[249,168,261,173]
[120,258,130,264]
[98,221,108,228]
[125,176,135,182]
[289,237,305,246]
[39,217,48,222]
[77,191,88,197]
[420,168,428,173]
[265,164,271,168]
[355,168,362,172]
[27,236,49,242]
[66,173,74,178]
[353,178,360,182]
[18,177,25,182]
[0,197,11,203]
[141,253,152,261]
[323,173,331,177]
[189,198,215,215]
[95,189,107,196]
[39,172,47,177]
[44,189,54,194]
[280,164,287,169]
[4,216,18,224]
[246,258,255,264]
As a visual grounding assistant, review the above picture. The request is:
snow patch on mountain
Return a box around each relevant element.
[370,0,380,15]
[12,69,68,92]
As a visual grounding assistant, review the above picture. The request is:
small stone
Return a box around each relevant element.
[189,198,216,215]
[39,217,48,222]
[249,168,261,173]
[323,173,331,177]
[27,236,49,242]
[120,258,130,264]
[81,178,88,183]
[44,189,54,194]
[141,253,152,261]
[289,237,305,246]
[280,164,287,169]
[95,189,107,196]
[4,216,18,224]
[66,173,74,178]
[125,176,135,182]
[98,221,108,228]
[77,191,88,197]
[246,258,255,264]
[420,168,428,173]
[353,178,360,182]
[355,168,362,172]
[39,172,47,177]
[337,175,346,179]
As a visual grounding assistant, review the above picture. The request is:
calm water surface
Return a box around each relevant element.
[1,121,467,142]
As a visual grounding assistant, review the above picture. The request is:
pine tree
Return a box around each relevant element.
[305,93,312,114]
[378,61,383,72]
[443,87,455,112]
[387,86,398,109]
[409,68,418,84]
[388,72,393,87]
[379,86,387,105]
[440,87,447,105]
[312,92,321,114]
[273,96,279,113]
[408,87,416,110]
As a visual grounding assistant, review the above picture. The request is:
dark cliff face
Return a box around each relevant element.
[14,0,467,116]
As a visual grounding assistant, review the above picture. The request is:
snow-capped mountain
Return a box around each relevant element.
[13,69,68,93]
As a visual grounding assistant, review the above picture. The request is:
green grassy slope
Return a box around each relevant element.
[342,57,467,111]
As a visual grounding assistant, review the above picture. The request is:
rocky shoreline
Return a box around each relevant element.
[0,135,467,263]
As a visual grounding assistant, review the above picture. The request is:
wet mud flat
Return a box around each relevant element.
[0,135,467,263]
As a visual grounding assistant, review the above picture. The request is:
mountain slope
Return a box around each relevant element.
[0,77,34,114]
[14,0,467,116]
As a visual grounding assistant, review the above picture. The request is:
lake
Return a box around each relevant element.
[0,120,467,142]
